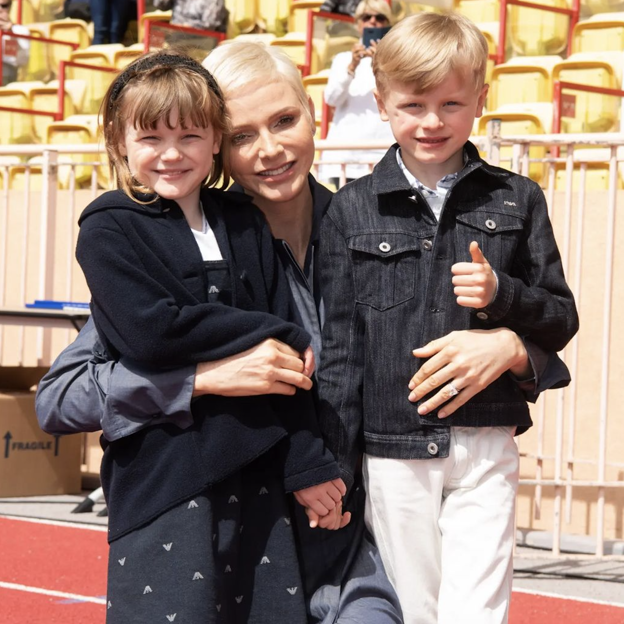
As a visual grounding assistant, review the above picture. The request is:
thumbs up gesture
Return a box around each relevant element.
[451,241,497,309]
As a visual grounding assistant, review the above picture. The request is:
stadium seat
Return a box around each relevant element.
[310,15,358,73]
[29,85,76,142]
[7,163,44,191]
[508,0,570,56]
[0,87,35,144]
[19,26,52,82]
[572,12,624,53]
[289,1,323,34]
[0,156,21,190]
[457,0,500,23]
[552,51,624,133]
[139,10,172,44]
[270,32,312,74]
[48,19,91,71]
[37,0,65,22]
[583,0,624,16]
[489,55,561,110]
[67,49,119,114]
[48,78,87,113]
[478,103,553,184]
[258,0,290,34]
[554,146,624,190]
[10,0,37,25]
[224,0,257,35]
[113,43,145,69]
[302,69,330,126]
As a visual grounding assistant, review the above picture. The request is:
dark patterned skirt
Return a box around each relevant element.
[105,452,308,624]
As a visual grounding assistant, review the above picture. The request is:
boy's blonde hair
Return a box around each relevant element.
[373,12,488,95]
[102,50,230,198]
[354,0,393,23]
[203,40,315,133]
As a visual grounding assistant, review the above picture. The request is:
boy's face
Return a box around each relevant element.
[375,70,488,183]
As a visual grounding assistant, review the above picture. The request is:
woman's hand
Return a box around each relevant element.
[348,42,369,75]
[192,338,313,397]
[408,328,531,418]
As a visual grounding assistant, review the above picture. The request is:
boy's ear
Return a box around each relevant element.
[374,88,389,121]
[475,83,489,118]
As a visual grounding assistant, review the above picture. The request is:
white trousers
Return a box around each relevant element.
[363,427,519,624]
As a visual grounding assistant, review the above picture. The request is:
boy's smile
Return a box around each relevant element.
[374,70,488,188]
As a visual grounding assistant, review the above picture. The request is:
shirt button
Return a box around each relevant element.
[379,242,391,252]
[423,239,433,251]
[427,442,439,456]
[477,311,489,320]
[485,219,496,230]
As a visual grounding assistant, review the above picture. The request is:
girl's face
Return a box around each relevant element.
[120,107,221,214]
[226,79,315,209]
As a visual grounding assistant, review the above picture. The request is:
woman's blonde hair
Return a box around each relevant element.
[373,12,488,95]
[354,0,394,24]
[102,49,230,199]
[203,40,315,133]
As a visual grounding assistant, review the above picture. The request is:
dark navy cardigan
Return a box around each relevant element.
[76,188,340,541]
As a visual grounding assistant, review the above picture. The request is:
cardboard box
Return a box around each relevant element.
[0,367,82,497]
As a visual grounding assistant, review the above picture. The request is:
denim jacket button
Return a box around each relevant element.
[485,219,497,230]
[423,239,433,251]
[379,242,391,252]
[427,442,439,456]
[476,311,489,320]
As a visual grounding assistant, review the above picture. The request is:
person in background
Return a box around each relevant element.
[320,0,359,15]
[0,0,29,85]
[89,0,131,44]
[319,0,395,188]
[153,0,228,33]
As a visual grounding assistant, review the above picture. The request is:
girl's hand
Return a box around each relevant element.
[451,241,497,309]
[192,338,313,397]
[293,478,347,523]
[304,503,352,530]
[408,329,529,418]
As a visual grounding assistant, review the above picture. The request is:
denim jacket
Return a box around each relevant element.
[316,142,579,486]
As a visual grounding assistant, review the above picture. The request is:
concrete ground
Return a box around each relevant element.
[1,493,623,607]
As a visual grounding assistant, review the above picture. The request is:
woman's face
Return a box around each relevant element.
[226,78,315,208]
[356,8,390,34]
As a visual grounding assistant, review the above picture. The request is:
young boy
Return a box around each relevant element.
[315,11,579,624]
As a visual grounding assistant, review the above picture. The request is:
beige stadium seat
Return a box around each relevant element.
[47,78,87,113]
[583,0,624,15]
[270,32,311,74]
[17,26,52,82]
[29,85,77,142]
[257,0,290,34]
[67,49,119,114]
[508,0,570,56]
[478,103,553,185]
[7,163,44,191]
[289,1,323,34]
[37,0,65,22]
[489,55,561,110]
[9,0,37,24]
[48,19,91,71]
[552,51,624,133]
[0,156,21,190]
[0,87,35,144]
[572,12,624,53]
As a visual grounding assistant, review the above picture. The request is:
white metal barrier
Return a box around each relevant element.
[1,132,624,558]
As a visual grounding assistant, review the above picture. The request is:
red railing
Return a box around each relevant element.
[497,0,581,65]
[57,60,120,118]
[143,20,226,52]
[0,30,79,86]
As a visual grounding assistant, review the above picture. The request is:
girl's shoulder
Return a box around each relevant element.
[78,190,160,228]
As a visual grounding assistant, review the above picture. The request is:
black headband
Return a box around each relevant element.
[108,52,224,110]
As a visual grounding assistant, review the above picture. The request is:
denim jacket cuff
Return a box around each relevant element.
[479,270,515,321]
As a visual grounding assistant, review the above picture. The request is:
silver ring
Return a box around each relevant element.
[447,383,459,398]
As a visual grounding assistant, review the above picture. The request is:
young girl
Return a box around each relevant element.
[75,50,344,623]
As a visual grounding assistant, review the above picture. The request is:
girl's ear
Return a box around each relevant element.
[212,129,222,155]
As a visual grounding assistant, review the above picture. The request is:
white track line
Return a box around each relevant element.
[0,514,107,532]
[514,587,624,608]
[0,581,106,605]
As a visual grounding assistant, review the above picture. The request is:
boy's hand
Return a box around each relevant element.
[293,478,346,521]
[304,502,352,530]
[451,241,497,309]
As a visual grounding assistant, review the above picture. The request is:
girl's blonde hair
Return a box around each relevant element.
[354,0,393,24]
[373,12,488,95]
[102,50,230,198]
[203,40,315,133]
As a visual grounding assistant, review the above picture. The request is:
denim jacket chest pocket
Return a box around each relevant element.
[454,210,526,272]
[348,232,423,311]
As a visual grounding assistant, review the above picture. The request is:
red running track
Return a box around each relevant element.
[0,515,623,624]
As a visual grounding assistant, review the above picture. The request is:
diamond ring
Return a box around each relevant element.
[447,383,459,398]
